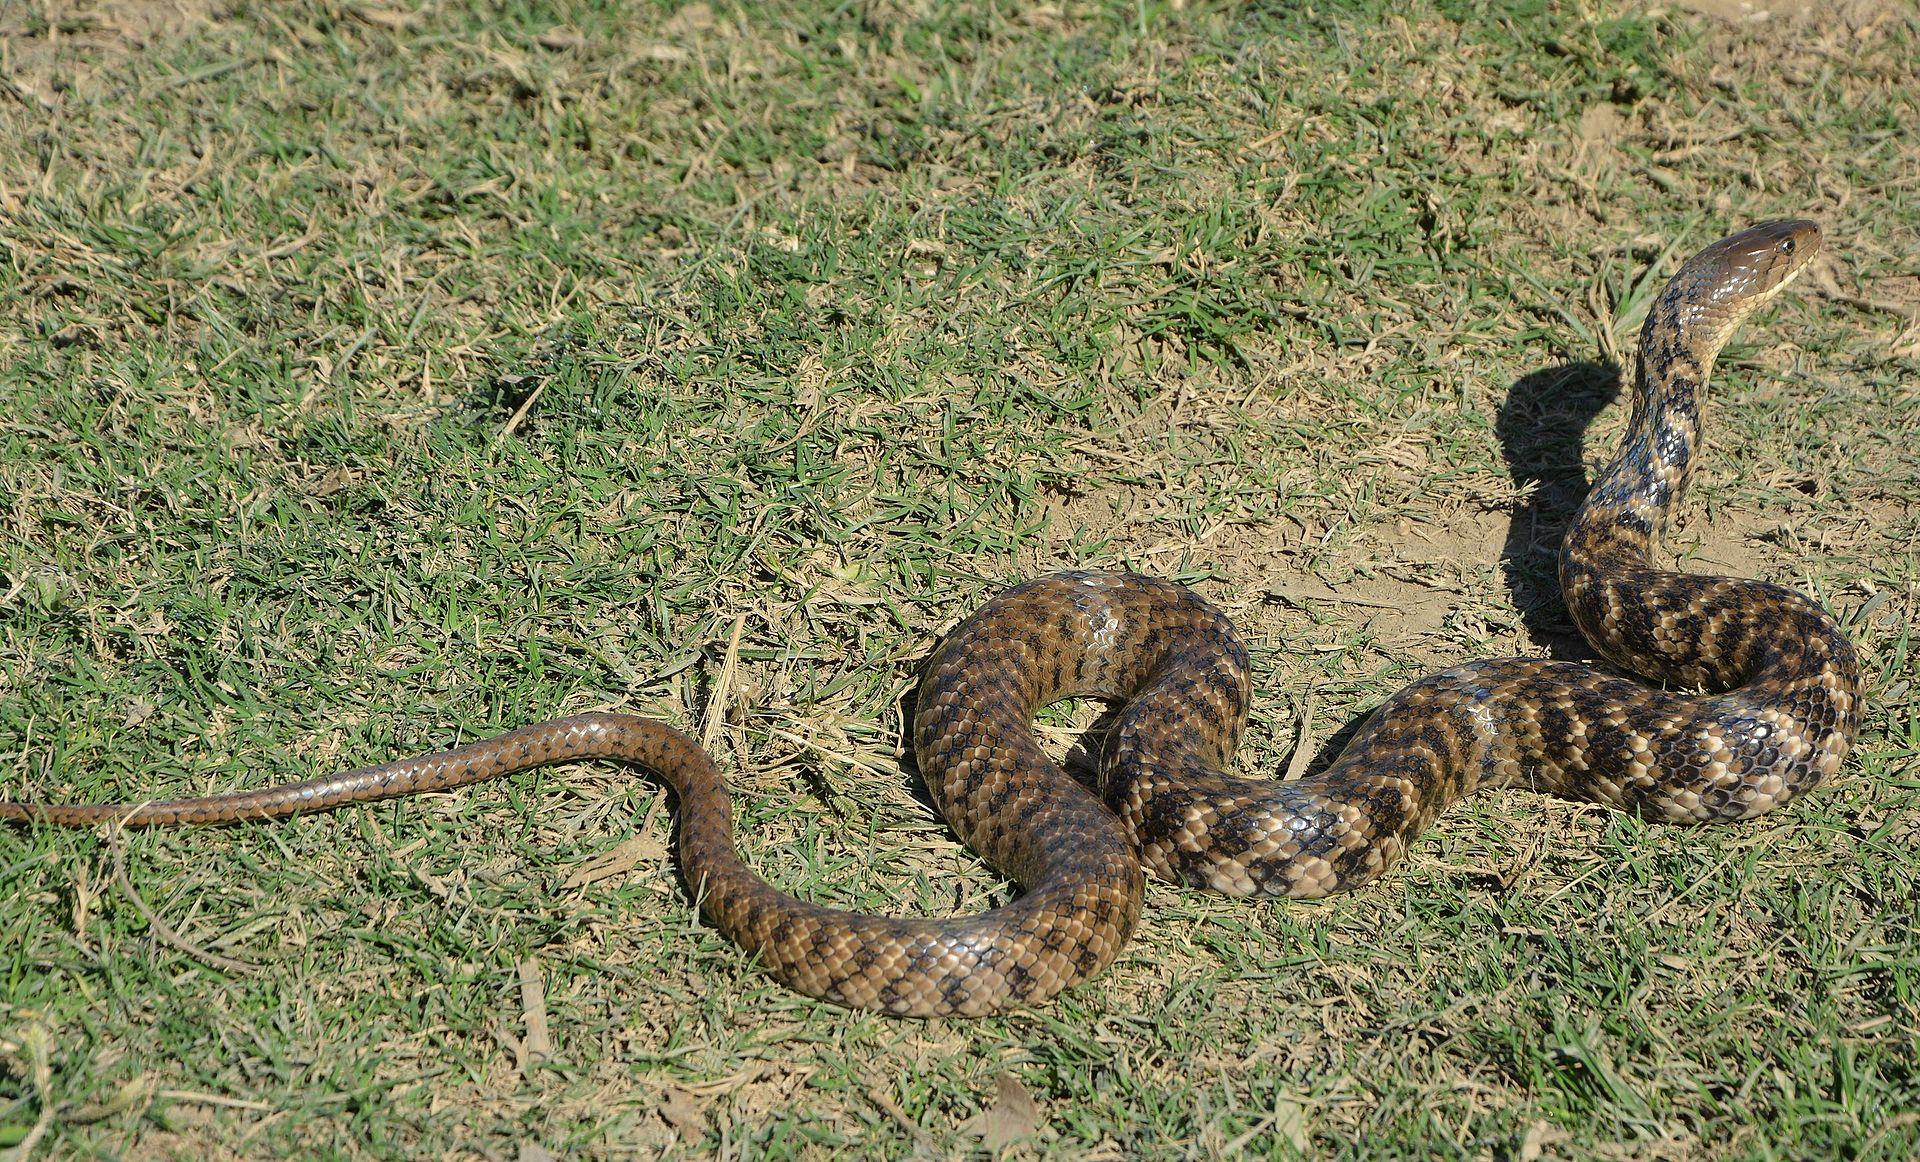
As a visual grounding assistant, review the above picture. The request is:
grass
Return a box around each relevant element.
[1,0,1916,1157]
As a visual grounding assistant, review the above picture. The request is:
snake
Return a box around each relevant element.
[1,221,1862,1017]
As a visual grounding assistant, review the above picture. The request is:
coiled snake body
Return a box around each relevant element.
[2,223,1862,1017]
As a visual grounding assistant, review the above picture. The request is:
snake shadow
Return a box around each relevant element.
[1281,359,1625,782]
[884,360,1625,808]
[1493,360,1623,660]
[1286,360,1624,781]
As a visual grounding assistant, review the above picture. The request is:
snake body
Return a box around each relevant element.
[2,223,1862,1016]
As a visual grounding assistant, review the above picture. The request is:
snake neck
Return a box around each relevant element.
[1559,282,1751,687]
[1556,260,1854,703]
[1567,289,1723,571]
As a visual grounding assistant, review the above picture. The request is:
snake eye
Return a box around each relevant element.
[1781,238,1796,254]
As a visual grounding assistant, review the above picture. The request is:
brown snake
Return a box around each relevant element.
[2,222,1862,1017]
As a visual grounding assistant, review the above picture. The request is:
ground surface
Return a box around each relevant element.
[1,0,1916,1158]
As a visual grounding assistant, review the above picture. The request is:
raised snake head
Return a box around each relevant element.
[1662,219,1822,363]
